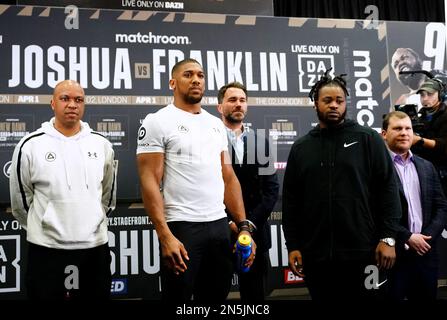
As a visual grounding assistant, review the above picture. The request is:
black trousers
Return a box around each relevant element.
[303,258,385,301]
[388,250,438,300]
[26,242,111,300]
[161,217,233,302]
[238,250,270,301]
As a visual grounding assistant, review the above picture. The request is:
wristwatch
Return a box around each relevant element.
[237,219,257,234]
[380,237,396,247]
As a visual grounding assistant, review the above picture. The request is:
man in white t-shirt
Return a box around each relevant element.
[136,58,255,302]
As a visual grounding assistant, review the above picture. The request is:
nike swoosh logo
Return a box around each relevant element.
[344,141,358,148]
[375,279,388,288]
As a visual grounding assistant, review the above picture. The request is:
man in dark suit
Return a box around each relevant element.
[217,82,279,301]
[382,111,447,300]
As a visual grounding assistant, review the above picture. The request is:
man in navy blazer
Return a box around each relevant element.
[382,111,447,300]
[217,82,279,301]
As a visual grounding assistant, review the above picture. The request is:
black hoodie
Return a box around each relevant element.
[282,120,401,262]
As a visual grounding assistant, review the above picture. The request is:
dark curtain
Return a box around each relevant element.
[274,0,445,22]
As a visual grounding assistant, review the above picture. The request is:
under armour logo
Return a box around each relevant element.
[87,151,98,159]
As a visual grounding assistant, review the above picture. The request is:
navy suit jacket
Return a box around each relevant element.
[394,154,447,257]
[228,129,279,252]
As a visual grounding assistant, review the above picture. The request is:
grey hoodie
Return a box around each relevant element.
[9,118,117,249]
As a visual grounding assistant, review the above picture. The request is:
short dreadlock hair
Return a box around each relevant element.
[308,68,349,102]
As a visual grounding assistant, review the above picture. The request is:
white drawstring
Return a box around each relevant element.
[50,118,90,190]
[62,141,72,190]
[78,143,89,189]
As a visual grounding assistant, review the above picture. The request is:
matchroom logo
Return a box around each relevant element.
[0,235,21,293]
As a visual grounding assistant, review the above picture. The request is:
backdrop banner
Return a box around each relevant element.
[0,6,446,299]
[16,0,274,16]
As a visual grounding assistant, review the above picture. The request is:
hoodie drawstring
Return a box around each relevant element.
[62,142,90,190]
[78,143,89,189]
[43,118,91,190]
[61,141,72,190]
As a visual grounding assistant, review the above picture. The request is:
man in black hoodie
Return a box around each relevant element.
[282,70,402,300]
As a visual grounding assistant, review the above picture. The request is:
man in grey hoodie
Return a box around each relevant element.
[9,80,117,300]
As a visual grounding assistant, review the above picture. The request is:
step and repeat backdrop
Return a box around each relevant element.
[0,4,446,298]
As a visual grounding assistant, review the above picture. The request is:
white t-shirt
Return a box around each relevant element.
[137,104,228,222]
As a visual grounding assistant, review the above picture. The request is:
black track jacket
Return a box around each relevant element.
[282,120,401,262]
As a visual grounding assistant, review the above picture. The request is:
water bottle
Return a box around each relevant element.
[235,234,252,273]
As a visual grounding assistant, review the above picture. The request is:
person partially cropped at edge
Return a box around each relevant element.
[382,111,447,300]
[136,59,255,302]
[282,69,401,300]
[411,78,447,196]
[9,80,117,300]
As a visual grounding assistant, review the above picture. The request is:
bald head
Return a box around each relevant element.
[51,80,86,136]
[53,80,84,97]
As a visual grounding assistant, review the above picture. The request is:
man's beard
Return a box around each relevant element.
[184,92,203,104]
[316,108,347,127]
[398,62,423,90]
[224,112,244,124]
[400,73,424,90]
